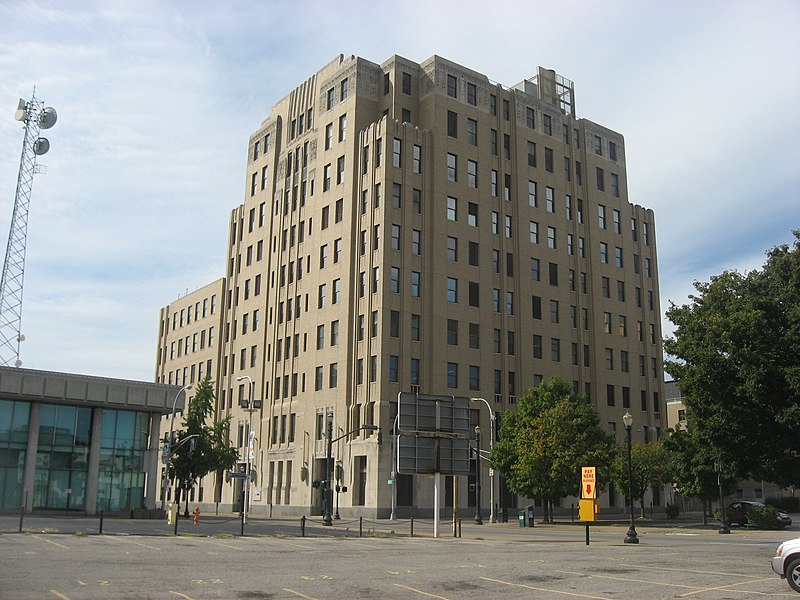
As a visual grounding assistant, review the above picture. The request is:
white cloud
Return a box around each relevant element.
[0,0,798,380]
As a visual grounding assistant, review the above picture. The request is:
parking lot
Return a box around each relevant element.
[0,516,796,599]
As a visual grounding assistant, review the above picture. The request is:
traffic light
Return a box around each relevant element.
[312,480,321,489]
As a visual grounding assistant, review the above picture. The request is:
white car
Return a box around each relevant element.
[772,537,800,593]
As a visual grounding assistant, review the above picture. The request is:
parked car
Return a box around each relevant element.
[725,500,792,528]
[772,537,800,593]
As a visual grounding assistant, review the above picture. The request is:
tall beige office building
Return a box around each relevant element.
[155,54,665,517]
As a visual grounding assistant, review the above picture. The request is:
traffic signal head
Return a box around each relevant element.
[312,480,321,489]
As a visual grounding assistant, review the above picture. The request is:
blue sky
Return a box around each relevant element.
[0,0,798,382]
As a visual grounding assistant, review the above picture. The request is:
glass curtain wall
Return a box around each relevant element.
[0,400,30,509]
[35,403,92,510]
[97,409,149,512]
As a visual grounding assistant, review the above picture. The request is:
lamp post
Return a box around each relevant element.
[715,459,730,534]
[236,375,255,524]
[323,423,380,526]
[161,383,192,512]
[622,411,639,544]
[474,425,483,525]
[470,397,495,523]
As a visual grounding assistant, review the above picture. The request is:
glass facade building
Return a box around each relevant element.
[0,367,178,514]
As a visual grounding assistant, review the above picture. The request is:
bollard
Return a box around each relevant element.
[240,511,245,537]
[410,517,414,537]
[458,518,462,538]
[300,515,306,537]
[571,503,575,522]
[99,510,104,535]
[173,510,179,536]
[18,502,24,533]
[359,516,363,537]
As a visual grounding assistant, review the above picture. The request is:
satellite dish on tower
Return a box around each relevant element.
[14,98,27,122]
[38,107,57,129]
[33,137,50,155]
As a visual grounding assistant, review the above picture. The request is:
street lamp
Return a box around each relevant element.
[622,411,639,544]
[236,375,256,524]
[161,383,192,512]
[715,459,730,534]
[474,425,483,525]
[322,423,379,526]
[470,397,495,523]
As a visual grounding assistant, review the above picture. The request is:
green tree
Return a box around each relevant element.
[612,439,672,518]
[664,231,800,486]
[662,422,736,524]
[490,378,618,522]
[170,375,238,513]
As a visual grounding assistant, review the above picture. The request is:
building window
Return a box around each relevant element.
[447,110,458,138]
[467,119,477,146]
[447,74,457,98]
[447,277,458,302]
[447,319,458,345]
[447,153,457,181]
[393,138,402,167]
[402,72,412,95]
[466,82,477,105]
[447,362,458,388]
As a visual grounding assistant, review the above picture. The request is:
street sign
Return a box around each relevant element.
[582,466,596,499]
[229,471,247,479]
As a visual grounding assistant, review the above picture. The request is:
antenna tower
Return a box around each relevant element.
[0,90,57,367]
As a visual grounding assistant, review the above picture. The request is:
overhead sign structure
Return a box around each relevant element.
[582,466,596,499]
[396,393,471,475]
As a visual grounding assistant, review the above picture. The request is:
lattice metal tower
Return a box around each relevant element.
[0,90,57,367]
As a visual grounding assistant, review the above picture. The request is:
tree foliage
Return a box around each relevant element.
[662,421,736,506]
[171,375,238,507]
[490,378,618,521]
[664,231,800,487]
[612,438,672,517]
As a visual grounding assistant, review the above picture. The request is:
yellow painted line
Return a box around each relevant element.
[677,578,779,597]
[31,535,69,549]
[618,562,756,578]
[393,583,449,599]
[169,592,195,600]
[480,576,612,600]
[283,589,318,600]
[49,591,71,600]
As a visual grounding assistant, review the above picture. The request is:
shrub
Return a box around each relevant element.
[747,503,779,529]
[712,508,727,524]
[766,496,799,512]
[665,502,680,519]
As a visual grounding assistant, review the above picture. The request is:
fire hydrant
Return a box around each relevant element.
[192,506,200,526]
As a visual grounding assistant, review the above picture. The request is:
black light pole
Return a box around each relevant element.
[323,420,334,526]
[622,411,639,544]
[716,459,730,534]
[474,425,483,525]
[322,423,379,526]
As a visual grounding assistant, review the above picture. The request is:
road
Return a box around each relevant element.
[0,519,796,599]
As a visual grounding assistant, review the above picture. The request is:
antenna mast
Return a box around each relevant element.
[0,90,57,367]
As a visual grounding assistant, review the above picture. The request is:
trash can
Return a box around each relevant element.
[518,509,526,527]
[526,505,535,527]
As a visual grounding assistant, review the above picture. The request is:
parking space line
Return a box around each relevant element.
[100,535,161,551]
[49,591,71,600]
[480,576,612,599]
[393,583,449,599]
[618,562,757,578]
[206,540,243,550]
[31,535,69,549]
[676,578,779,597]
[283,588,318,599]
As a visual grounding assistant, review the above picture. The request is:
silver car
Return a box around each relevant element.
[772,537,800,593]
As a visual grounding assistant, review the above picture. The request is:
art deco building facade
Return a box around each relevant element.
[155,54,665,517]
